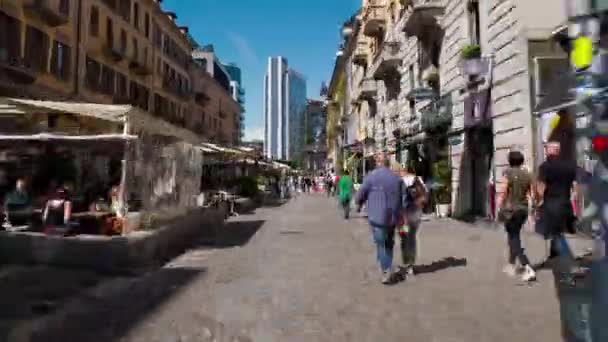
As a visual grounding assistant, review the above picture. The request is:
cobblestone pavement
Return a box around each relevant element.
[12,194,594,341]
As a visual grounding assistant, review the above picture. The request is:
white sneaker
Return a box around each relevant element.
[503,264,518,277]
[381,270,392,284]
[521,265,537,282]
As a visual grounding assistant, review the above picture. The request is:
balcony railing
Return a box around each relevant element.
[359,78,378,100]
[129,57,152,76]
[0,55,37,84]
[420,94,453,131]
[363,2,386,37]
[370,42,401,79]
[403,0,444,38]
[103,42,126,61]
[162,77,190,99]
[23,0,69,27]
[353,41,369,66]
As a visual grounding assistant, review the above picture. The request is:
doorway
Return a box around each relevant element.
[466,126,494,218]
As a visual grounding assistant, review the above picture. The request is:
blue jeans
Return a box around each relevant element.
[370,224,395,272]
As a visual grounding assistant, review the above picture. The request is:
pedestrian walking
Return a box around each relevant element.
[397,164,427,277]
[496,151,536,282]
[534,141,579,282]
[355,153,405,284]
[326,172,334,197]
[337,170,353,219]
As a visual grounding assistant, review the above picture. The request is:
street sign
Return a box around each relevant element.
[406,87,437,101]
[448,136,463,146]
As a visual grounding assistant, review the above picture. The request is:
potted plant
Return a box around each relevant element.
[459,44,486,76]
[432,160,452,218]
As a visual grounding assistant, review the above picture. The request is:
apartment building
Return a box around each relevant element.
[0,0,240,144]
[328,0,569,218]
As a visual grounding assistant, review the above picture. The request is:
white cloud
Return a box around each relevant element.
[244,126,264,141]
[225,32,259,65]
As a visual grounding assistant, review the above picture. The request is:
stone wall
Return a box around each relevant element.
[128,131,203,227]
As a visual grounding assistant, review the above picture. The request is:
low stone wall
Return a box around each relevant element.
[0,204,230,274]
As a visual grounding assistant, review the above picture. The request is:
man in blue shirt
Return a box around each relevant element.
[356,153,404,284]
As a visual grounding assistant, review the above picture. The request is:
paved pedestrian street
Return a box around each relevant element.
[14,195,593,342]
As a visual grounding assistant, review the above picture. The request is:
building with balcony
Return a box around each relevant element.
[263,56,307,161]
[0,0,238,144]
[327,0,569,218]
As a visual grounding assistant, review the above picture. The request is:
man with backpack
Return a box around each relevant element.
[398,165,427,277]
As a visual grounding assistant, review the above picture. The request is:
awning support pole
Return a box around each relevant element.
[118,119,130,224]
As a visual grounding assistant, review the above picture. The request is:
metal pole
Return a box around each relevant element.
[566,1,608,340]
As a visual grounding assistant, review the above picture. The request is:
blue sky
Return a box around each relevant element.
[162,0,360,141]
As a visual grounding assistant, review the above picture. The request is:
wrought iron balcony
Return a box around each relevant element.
[103,42,126,62]
[403,0,444,38]
[359,78,378,100]
[0,55,37,84]
[420,94,453,131]
[23,0,69,27]
[371,42,401,79]
[363,3,386,37]
[353,41,369,66]
[129,58,152,76]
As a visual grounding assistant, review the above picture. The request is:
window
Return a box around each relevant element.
[144,13,150,38]
[119,0,131,21]
[106,18,114,46]
[89,6,99,36]
[468,0,481,46]
[101,65,115,94]
[102,0,116,10]
[85,56,101,90]
[59,0,70,16]
[116,72,127,98]
[132,38,138,60]
[120,29,127,52]
[25,25,49,72]
[153,22,162,48]
[0,13,21,63]
[133,2,139,29]
[50,41,71,80]
[408,64,415,89]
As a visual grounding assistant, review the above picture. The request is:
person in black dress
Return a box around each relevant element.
[535,141,578,274]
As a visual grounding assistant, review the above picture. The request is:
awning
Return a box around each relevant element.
[0,97,203,145]
[0,98,128,122]
[0,133,137,141]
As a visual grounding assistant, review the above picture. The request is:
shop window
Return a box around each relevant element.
[50,41,71,80]
[25,25,49,72]
[89,6,99,37]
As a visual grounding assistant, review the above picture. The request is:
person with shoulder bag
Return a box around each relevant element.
[496,151,536,282]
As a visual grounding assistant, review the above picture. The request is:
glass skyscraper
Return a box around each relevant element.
[264,57,307,160]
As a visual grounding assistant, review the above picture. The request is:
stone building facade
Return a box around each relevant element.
[328,0,569,217]
[0,0,241,145]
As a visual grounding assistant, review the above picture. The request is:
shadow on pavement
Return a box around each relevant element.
[20,267,205,342]
[200,220,265,249]
[413,257,468,275]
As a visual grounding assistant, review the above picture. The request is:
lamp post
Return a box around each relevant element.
[566,1,608,340]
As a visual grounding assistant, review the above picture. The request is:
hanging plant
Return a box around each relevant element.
[460,44,481,60]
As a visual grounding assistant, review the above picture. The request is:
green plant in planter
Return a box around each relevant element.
[432,160,452,204]
[460,44,481,60]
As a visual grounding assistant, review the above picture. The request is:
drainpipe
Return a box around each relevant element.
[73,0,83,98]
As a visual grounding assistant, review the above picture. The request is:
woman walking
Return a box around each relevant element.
[497,151,536,282]
[398,165,427,277]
